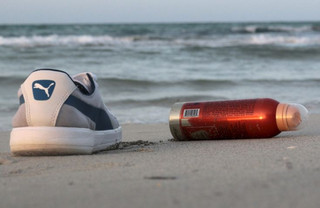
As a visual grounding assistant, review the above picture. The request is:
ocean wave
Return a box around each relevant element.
[0,76,25,84]
[98,77,236,87]
[1,33,320,48]
[0,35,135,47]
[176,35,320,50]
[107,95,228,107]
[94,77,320,96]
[231,25,317,34]
[2,75,319,89]
[248,34,320,46]
[241,78,320,85]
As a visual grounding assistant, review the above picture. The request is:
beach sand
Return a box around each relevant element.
[1,115,320,208]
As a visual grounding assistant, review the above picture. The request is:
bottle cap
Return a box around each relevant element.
[276,103,309,131]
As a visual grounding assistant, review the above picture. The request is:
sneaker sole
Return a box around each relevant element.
[10,126,122,156]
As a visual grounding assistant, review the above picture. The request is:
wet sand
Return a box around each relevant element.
[1,115,320,208]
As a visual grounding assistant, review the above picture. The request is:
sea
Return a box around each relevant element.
[0,22,320,130]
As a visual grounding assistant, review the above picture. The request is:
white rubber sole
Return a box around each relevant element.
[10,126,122,156]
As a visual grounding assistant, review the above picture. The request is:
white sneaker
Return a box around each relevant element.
[10,69,122,155]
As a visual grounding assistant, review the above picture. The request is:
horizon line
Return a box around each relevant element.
[0,20,319,26]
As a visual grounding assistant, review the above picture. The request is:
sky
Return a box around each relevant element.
[0,0,319,24]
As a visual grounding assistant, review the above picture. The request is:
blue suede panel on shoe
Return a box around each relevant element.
[64,95,113,130]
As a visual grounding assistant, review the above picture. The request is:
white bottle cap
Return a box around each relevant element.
[276,103,309,131]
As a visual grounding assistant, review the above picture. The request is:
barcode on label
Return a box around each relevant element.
[183,109,200,117]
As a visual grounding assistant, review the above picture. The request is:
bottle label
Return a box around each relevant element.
[179,100,257,139]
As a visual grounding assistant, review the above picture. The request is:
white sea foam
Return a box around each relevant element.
[173,34,320,48]
[0,35,134,47]
[231,25,312,33]
[1,33,320,48]
[249,34,320,46]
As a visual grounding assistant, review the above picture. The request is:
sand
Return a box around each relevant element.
[1,115,320,208]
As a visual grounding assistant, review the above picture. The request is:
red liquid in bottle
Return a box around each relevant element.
[169,98,308,140]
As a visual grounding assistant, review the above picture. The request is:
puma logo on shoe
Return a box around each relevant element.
[34,83,55,97]
[32,80,56,100]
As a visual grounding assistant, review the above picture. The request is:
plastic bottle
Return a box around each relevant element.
[169,98,308,140]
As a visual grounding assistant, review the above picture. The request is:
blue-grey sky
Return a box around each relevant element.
[0,0,319,24]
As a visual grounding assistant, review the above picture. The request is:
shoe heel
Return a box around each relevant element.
[10,127,95,155]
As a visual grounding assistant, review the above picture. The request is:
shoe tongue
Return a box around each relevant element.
[72,72,96,94]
